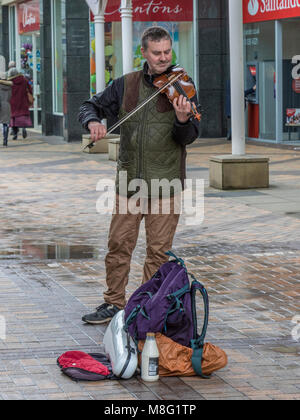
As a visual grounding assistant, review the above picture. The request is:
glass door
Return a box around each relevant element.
[19,31,41,130]
[244,21,276,140]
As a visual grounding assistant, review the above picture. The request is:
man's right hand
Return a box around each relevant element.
[88,121,107,142]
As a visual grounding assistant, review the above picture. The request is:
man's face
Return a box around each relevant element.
[141,39,173,75]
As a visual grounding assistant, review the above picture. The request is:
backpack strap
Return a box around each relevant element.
[124,305,141,352]
[124,305,141,332]
[190,276,210,379]
[165,251,187,271]
[119,330,137,378]
[163,282,190,333]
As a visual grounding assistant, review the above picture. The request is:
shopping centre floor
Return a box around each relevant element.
[0,134,299,400]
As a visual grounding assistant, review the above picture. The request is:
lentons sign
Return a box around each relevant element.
[17,0,40,34]
[243,0,300,23]
[104,0,193,22]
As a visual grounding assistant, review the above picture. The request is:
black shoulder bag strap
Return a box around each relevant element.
[189,276,210,379]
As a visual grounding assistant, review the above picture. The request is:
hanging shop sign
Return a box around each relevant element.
[17,0,40,34]
[243,0,300,23]
[91,0,193,22]
[292,79,300,93]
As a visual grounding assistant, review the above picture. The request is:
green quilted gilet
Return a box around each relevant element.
[116,72,183,198]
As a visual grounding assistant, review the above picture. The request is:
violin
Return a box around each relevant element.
[84,65,201,150]
[153,66,201,121]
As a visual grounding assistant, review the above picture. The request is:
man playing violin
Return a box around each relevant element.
[78,26,200,324]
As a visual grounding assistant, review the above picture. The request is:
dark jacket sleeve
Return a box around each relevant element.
[172,91,201,146]
[78,77,124,130]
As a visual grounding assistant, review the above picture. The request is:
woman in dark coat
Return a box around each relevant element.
[0,71,12,147]
[7,68,32,140]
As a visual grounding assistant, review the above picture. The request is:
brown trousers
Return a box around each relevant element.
[103,194,180,308]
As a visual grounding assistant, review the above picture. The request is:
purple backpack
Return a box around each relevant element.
[124,251,209,378]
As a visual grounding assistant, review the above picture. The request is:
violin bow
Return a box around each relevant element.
[83,71,184,151]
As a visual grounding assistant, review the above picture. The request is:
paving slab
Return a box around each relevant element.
[0,134,299,400]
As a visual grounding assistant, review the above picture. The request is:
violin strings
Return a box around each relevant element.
[173,80,201,120]
[84,72,187,148]
[173,81,187,97]
[173,81,195,109]
[106,73,184,135]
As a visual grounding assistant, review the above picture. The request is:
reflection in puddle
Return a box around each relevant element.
[0,241,98,260]
[271,346,299,354]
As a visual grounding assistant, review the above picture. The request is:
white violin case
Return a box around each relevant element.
[103,310,138,379]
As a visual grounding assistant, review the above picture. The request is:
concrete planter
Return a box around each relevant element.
[108,137,120,161]
[82,134,120,156]
[209,155,270,190]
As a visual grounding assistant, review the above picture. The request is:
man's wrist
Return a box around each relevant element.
[176,116,191,125]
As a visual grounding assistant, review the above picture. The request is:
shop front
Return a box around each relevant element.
[7,0,41,130]
[89,0,195,95]
[243,0,300,143]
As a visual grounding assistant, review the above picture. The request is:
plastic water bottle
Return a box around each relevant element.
[141,332,159,382]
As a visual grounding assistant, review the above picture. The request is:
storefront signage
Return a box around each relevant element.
[243,0,300,23]
[286,108,300,124]
[292,79,300,93]
[17,0,40,34]
[91,0,193,22]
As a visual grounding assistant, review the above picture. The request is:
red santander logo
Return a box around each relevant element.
[248,0,259,16]
[243,0,300,23]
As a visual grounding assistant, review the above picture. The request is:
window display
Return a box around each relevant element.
[89,0,194,95]
[16,0,41,128]
[243,0,300,143]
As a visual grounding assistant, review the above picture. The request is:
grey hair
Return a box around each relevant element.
[8,67,19,78]
[141,26,172,50]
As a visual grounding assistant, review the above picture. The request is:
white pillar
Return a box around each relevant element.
[94,13,106,93]
[229,0,246,155]
[120,0,133,75]
[0,56,5,73]
[85,0,108,93]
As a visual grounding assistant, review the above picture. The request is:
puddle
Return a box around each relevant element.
[285,212,300,219]
[2,227,58,233]
[271,346,299,354]
[0,241,98,260]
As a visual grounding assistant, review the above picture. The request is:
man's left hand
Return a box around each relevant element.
[173,95,193,123]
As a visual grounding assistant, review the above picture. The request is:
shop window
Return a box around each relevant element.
[51,0,66,114]
[89,0,194,95]
[244,21,275,140]
[282,19,300,141]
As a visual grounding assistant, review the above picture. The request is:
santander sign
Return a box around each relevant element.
[243,0,300,23]
[248,0,260,15]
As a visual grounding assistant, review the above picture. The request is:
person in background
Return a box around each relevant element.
[7,67,32,140]
[8,62,17,137]
[225,80,256,141]
[8,61,16,71]
[0,71,12,147]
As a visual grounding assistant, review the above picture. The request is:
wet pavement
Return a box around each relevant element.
[0,133,299,400]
